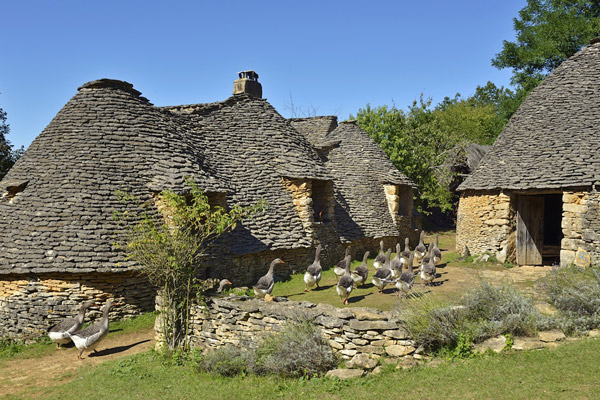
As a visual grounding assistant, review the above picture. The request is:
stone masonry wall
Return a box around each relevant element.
[456,190,515,262]
[0,272,155,341]
[157,296,419,360]
[561,190,600,266]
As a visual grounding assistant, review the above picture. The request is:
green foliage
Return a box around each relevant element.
[252,318,339,377]
[492,0,600,88]
[352,93,503,214]
[0,103,23,180]
[401,282,546,352]
[542,265,600,334]
[114,179,266,350]
[198,345,251,376]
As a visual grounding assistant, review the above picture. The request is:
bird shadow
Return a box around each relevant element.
[435,262,448,269]
[381,287,397,295]
[315,284,335,291]
[88,339,150,358]
[348,292,373,303]
[108,328,123,333]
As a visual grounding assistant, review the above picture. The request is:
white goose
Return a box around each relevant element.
[431,236,442,264]
[254,258,284,299]
[414,231,426,263]
[372,248,393,293]
[373,240,386,270]
[420,247,437,286]
[390,243,403,279]
[336,254,354,305]
[67,300,117,359]
[48,300,95,348]
[396,251,415,297]
[334,246,351,282]
[400,237,411,270]
[351,250,369,287]
[304,245,322,292]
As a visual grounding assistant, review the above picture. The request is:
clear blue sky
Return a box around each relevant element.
[0,0,525,150]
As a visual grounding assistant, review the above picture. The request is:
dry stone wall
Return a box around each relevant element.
[562,190,600,266]
[0,272,155,341]
[162,296,419,360]
[456,190,515,262]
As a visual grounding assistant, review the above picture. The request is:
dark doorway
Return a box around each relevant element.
[516,193,563,265]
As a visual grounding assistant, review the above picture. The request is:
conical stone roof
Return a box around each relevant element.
[459,41,600,191]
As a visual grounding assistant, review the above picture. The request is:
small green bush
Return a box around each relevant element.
[252,319,339,378]
[198,345,251,377]
[401,281,547,352]
[542,265,600,334]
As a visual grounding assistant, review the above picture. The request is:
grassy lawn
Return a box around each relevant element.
[15,337,600,400]
[272,231,514,311]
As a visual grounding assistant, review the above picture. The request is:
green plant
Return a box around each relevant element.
[114,178,266,350]
[198,345,251,376]
[251,318,339,378]
[542,265,600,334]
[504,333,514,351]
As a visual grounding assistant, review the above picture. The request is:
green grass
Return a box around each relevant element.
[272,256,402,311]
[20,338,600,400]
[0,312,156,364]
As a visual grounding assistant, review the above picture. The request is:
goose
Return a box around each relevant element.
[48,300,95,348]
[336,255,354,304]
[420,247,436,286]
[372,248,393,293]
[254,258,284,299]
[216,279,233,293]
[431,236,442,264]
[67,300,117,359]
[351,251,370,287]
[304,244,323,292]
[420,242,432,271]
[334,246,351,282]
[390,243,403,279]
[400,238,411,269]
[373,240,386,270]
[414,231,426,263]
[396,251,415,297]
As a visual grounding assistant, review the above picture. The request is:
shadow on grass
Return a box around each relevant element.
[348,292,374,304]
[88,339,151,358]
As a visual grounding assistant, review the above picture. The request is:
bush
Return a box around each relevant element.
[251,319,339,378]
[401,281,547,351]
[198,345,251,377]
[542,265,600,334]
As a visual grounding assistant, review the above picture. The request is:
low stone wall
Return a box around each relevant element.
[456,190,515,262]
[165,296,419,360]
[0,271,155,341]
[562,190,600,266]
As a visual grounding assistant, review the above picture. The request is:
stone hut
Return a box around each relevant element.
[456,38,600,266]
[0,72,415,339]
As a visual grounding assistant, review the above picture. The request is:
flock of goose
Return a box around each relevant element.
[47,299,117,359]
[254,231,443,304]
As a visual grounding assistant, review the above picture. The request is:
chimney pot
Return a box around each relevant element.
[233,70,262,98]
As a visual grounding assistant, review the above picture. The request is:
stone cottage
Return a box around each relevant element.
[0,71,415,339]
[456,38,600,266]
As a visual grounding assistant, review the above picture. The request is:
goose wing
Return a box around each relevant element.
[254,275,273,291]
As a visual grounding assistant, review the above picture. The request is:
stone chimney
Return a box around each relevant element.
[233,70,262,98]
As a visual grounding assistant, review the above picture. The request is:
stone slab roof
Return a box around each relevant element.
[293,118,414,241]
[0,80,329,274]
[459,42,600,191]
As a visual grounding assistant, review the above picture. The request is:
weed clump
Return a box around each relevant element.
[401,281,546,352]
[542,265,600,334]
[198,319,338,378]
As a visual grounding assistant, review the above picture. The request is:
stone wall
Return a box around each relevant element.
[157,296,419,360]
[456,190,515,262]
[0,272,155,341]
[561,190,600,266]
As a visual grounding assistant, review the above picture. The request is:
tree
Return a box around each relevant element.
[352,95,500,214]
[115,180,266,350]
[0,105,22,180]
[492,0,600,89]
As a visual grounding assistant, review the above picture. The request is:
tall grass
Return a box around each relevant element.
[542,265,600,334]
[401,281,547,351]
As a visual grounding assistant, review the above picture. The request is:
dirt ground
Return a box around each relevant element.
[0,327,155,398]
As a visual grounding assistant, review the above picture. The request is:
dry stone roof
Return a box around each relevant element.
[0,79,329,274]
[291,118,414,241]
[460,41,600,191]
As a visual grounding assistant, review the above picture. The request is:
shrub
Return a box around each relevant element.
[251,319,339,378]
[198,345,251,377]
[542,265,600,334]
[401,281,547,351]
[462,281,545,340]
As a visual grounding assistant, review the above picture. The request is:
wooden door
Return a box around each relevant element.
[516,196,544,265]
